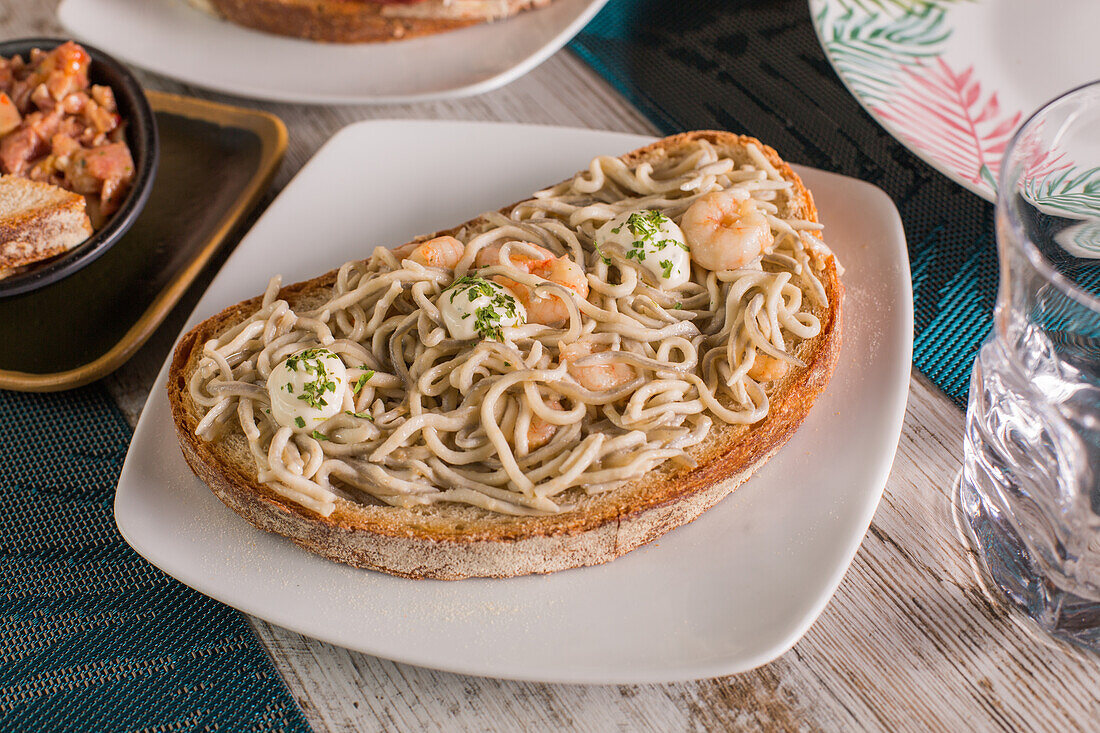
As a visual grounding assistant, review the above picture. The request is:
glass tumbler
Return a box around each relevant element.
[958,80,1100,651]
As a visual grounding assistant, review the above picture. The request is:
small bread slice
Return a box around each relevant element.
[0,176,93,281]
[189,0,553,43]
[168,131,844,579]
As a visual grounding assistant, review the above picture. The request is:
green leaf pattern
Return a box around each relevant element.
[813,0,957,103]
[1023,166,1100,220]
[815,0,1095,219]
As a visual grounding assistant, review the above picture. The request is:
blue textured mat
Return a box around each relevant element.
[569,0,997,406]
[0,386,312,733]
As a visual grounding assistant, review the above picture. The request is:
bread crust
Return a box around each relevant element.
[0,176,93,275]
[200,0,550,43]
[167,131,844,579]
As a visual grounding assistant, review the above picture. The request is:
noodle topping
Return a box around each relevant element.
[190,139,834,518]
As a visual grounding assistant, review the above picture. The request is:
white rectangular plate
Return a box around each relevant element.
[116,121,912,684]
[59,0,608,105]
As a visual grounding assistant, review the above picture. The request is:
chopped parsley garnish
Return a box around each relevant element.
[353,371,373,394]
[345,410,374,421]
[448,275,499,304]
[445,275,523,342]
[673,302,683,310]
[282,348,338,409]
[660,259,675,278]
[619,211,676,264]
[592,239,612,265]
[294,416,306,429]
[284,347,327,372]
[310,430,329,442]
[624,210,670,241]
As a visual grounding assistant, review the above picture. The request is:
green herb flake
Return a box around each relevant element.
[592,239,612,266]
[626,240,647,263]
[660,259,675,278]
[310,430,329,442]
[673,302,683,310]
[294,416,306,429]
[346,410,374,421]
[624,210,670,242]
[447,275,498,304]
[353,372,372,394]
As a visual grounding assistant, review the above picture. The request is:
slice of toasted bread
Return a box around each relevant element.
[167,131,844,579]
[0,175,93,281]
[190,0,553,43]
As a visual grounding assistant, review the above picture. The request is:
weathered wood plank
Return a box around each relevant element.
[8,3,1100,732]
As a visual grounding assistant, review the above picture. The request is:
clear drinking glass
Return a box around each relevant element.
[958,80,1100,651]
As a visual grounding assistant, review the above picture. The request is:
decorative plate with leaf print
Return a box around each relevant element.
[810,0,1100,203]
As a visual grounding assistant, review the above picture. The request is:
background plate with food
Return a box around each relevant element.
[0,38,156,297]
[0,91,285,392]
[59,0,610,105]
[116,121,911,683]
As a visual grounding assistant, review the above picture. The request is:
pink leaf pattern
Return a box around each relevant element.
[872,58,1022,186]
[1016,120,1072,184]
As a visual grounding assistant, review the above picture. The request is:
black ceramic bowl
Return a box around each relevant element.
[0,37,158,298]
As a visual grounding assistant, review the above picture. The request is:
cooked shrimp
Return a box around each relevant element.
[560,339,636,392]
[475,242,588,326]
[747,354,789,382]
[526,399,561,450]
[681,191,773,271]
[398,235,466,269]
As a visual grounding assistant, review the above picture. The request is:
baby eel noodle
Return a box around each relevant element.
[190,141,829,517]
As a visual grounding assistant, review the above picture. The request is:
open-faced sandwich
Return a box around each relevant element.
[168,131,844,579]
[187,0,555,43]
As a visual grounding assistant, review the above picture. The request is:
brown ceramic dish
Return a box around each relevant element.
[0,90,286,391]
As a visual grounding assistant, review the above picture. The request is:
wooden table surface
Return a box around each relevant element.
[13,3,1100,731]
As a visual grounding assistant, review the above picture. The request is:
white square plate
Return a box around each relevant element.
[116,121,912,683]
[59,0,608,105]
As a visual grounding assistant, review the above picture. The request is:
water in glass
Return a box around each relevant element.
[959,81,1100,651]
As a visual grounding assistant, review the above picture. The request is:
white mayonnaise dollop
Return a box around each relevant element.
[595,209,691,288]
[439,275,526,341]
[267,348,346,431]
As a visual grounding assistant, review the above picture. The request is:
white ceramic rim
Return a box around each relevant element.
[58,0,610,105]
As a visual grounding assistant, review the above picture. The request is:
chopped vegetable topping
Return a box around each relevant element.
[346,410,374,421]
[593,239,612,265]
[353,371,373,394]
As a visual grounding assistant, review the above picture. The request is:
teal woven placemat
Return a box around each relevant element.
[0,386,311,732]
[569,0,997,406]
